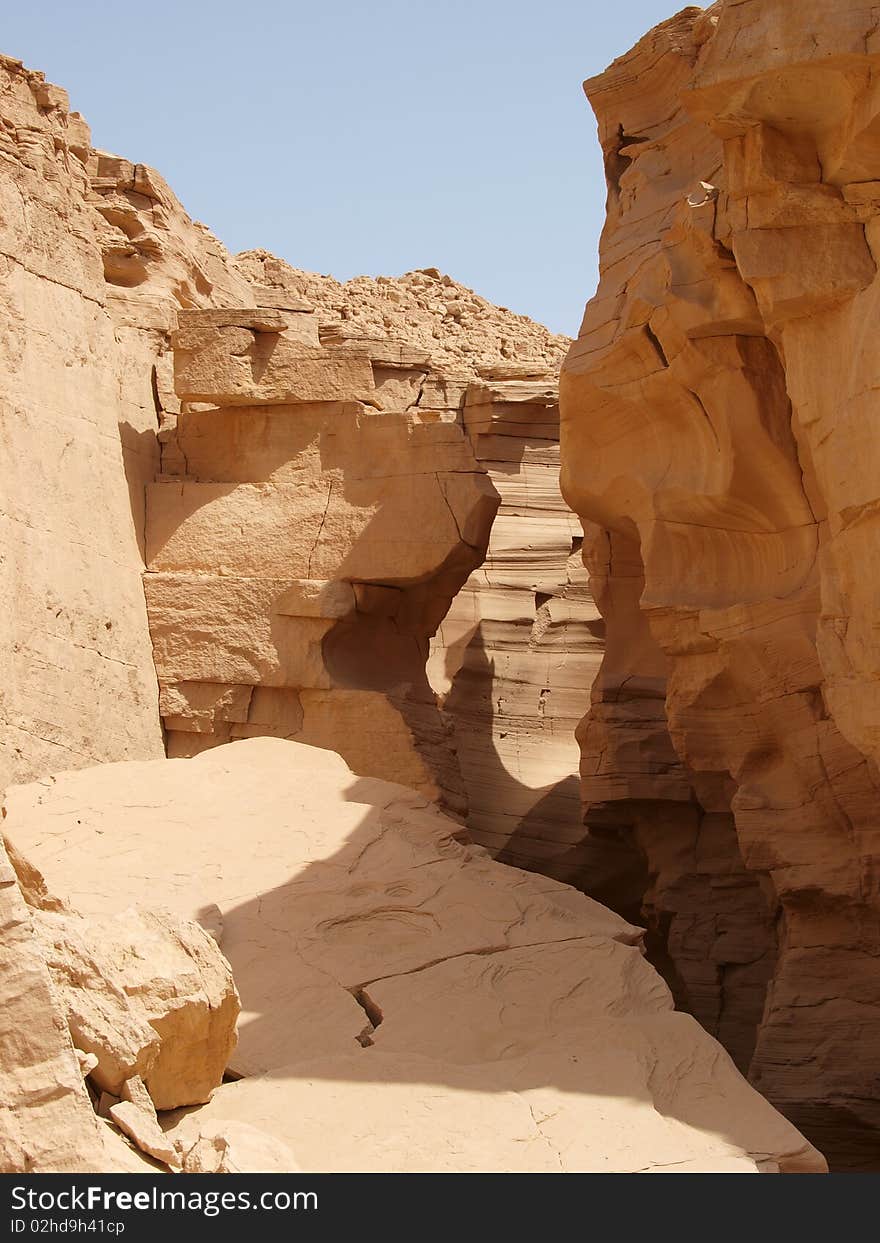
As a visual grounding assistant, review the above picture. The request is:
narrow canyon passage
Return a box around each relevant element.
[7,0,880,1176]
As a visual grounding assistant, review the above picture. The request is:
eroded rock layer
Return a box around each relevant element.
[0,56,165,788]
[428,379,605,876]
[3,738,824,1173]
[0,53,263,793]
[148,251,599,820]
[0,46,589,828]
[560,0,880,1168]
[147,257,501,808]
[0,834,236,1172]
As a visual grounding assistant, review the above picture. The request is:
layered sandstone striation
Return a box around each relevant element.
[147,255,501,807]
[0,32,849,1176]
[0,46,594,842]
[148,249,599,821]
[428,380,605,877]
[561,0,880,1168]
[4,738,824,1173]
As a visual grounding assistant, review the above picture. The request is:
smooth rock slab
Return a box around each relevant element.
[3,738,825,1172]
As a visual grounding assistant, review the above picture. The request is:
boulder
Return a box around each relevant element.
[34,905,239,1109]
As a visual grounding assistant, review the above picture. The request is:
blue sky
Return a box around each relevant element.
[6,1,683,335]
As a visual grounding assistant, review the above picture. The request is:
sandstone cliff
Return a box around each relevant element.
[561,0,880,1169]
[1,56,164,789]
[0,29,849,1176]
[0,47,594,838]
[0,53,260,793]
[146,252,573,811]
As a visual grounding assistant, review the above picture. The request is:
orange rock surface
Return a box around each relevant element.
[561,0,880,1169]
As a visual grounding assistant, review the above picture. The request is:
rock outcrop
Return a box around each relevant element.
[35,905,239,1108]
[0,838,171,1172]
[3,737,824,1172]
[428,379,605,878]
[0,56,165,789]
[0,52,263,795]
[560,0,880,1169]
[147,257,496,808]
[0,47,596,844]
[147,252,589,817]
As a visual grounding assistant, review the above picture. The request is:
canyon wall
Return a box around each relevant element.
[147,252,600,818]
[0,49,589,828]
[0,53,260,792]
[147,254,571,808]
[560,0,880,1169]
[0,25,861,1176]
[0,56,165,788]
[428,378,605,877]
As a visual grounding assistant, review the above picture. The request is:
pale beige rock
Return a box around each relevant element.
[120,1075,157,1115]
[75,1050,100,1078]
[0,838,156,1173]
[147,276,513,810]
[172,317,375,406]
[3,738,824,1173]
[0,41,585,862]
[0,57,166,790]
[233,250,569,379]
[34,905,239,1108]
[0,51,270,794]
[560,0,880,1169]
[109,1102,180,1169]
[0,839,109,1172]
[170,1120,300,1174]
[150,245,599,849]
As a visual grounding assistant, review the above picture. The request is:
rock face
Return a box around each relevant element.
[0,839,160,1172]
[0,47,594,845]
[35,905,239,1108]
[147,258,494,808]
[3,737,824,1173]
[0,53,261,794]
[560,0,880,1169]
[0,56,164,788]
[428,379,605,877]
[147,251,584,815]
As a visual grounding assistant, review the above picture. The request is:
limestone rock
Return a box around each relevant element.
[0,45,591,889]
[120,1075,156,1115]
[4,737,824,1173]
[75,1050,99,1078]
[560,0,880,1169]
[145,249,578,820]
[0,50,266,795]
[233,250,568,378]
[150,244,602,857]
[34,904,239,1108]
